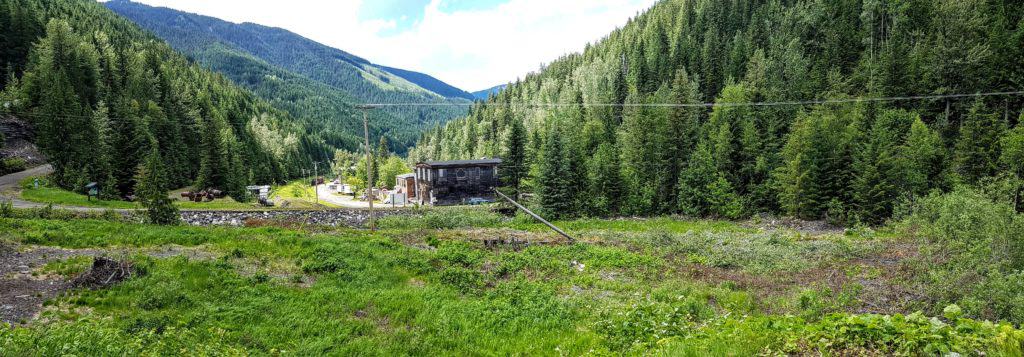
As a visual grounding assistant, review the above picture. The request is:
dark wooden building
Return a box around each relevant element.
[414,159,501,206]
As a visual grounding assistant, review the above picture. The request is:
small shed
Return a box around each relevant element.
[414,158,501,206]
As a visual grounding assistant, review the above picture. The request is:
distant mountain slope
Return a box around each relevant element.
[471,84,508,100]
[380,65,474,100]
[0,0,334,199]
[105,0,471,152]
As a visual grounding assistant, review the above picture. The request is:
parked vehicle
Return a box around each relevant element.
[466,197,493,205]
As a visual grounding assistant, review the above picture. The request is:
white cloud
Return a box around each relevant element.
[122,0,656,91]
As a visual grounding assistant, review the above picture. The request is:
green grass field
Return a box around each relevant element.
[1,207,1021,355]
[19,186,141,209]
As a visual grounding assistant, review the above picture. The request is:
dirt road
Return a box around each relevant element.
[315,184,371,208]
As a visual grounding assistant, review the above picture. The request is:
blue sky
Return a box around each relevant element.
[125,0,657,91]
[361,0,507,35]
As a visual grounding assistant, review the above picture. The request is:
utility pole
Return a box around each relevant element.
[356,104,380,231]
[313,161,319,204]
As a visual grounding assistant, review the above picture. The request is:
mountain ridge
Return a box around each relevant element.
[105,0,473,152]
[106,0,472,100]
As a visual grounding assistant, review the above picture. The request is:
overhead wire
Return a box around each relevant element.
[365,90,1024,108]
[3,90,1023,122]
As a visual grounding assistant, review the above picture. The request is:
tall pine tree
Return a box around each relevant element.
[501,118,528,198]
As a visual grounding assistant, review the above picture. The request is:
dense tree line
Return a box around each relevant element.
[409,0,1024,223]
[0,0,326,200]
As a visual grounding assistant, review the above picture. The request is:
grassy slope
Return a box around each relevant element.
[271,179,340,209]
[0,211,1021,355]
[14,177,340,210]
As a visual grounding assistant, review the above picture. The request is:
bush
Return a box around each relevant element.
[0,157,27,175]
[899,187,1024,323]
[144,197,179,226]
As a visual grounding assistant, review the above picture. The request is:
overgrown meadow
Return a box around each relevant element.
[1,187,1022,355]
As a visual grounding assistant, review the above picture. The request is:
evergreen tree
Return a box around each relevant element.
[678,141,717,216]
[678,141,743,219]
[777,106,858,219]
[501,118,528,198]
[564,138,588,217]
[851,109,913,224]
[222,132,248,201]
[90,102,117,199]
[954,100,1006,184]
[136,147,179,225]
[664,68,702,211]
[588,142,622,216]
[899,116,946,203]
[1000,120,1024,211]
[537,126,572,219]
[377,136,390,161]
[195,108,229,190]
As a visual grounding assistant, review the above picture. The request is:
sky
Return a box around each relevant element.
[121,0,657,92]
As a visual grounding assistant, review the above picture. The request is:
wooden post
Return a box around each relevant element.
[357,105,379,231]
[494,189,575,244]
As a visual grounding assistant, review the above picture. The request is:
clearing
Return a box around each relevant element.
[0,207,1020,355]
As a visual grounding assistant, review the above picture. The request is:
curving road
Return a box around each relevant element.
[0,164,51,209]
[0,165,134,212]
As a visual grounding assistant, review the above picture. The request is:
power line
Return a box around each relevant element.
[366,90,1024,108]
[4,90,1022,122]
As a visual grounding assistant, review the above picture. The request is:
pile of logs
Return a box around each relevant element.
[180,188,226,202]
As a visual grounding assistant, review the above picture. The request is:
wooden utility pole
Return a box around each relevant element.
[356,105,379,231]
[494,189,575,244]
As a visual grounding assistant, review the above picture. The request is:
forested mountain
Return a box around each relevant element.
[105,0,472,152]
[0,0,330,200]
[472,84,508,100]
[410,0,1024,224]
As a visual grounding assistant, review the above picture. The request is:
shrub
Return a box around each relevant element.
[789,311,1024,355]
[0,199,12,217]
[899,187,1024,323]
[0,157,26,175]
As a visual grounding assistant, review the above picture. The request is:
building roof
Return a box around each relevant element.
[417,158,502,167]
[396,173,415,179]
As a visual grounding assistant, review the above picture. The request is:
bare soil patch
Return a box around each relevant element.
[0,242,101,325]
[671,241,923,315]
[745,215,844,235]
[0,242,217,325]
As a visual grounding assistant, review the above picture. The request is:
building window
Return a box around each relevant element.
[439,169,446,177]
[456,168,466,179]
